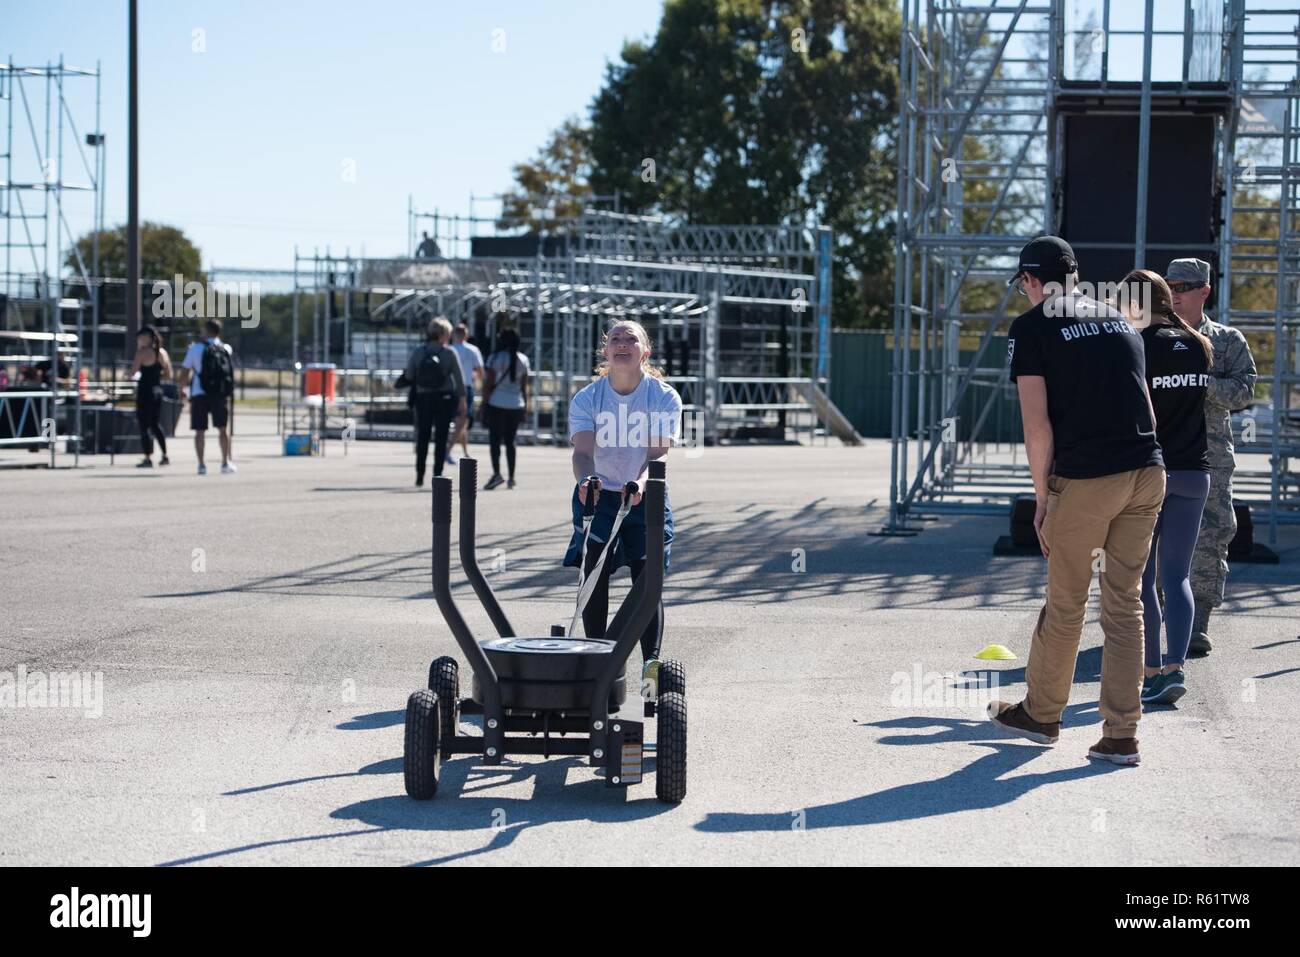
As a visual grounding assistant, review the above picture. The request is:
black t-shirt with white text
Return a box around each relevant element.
[1008,293,1162,479]
[1142,322,1210,471]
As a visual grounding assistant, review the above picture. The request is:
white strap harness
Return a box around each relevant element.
[568,484,635,636]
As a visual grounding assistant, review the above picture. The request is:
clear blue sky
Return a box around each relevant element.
[5,0,665,272]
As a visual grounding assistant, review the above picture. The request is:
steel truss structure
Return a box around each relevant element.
[294,208,838,444]
[891,0,1300,544]
[1,58,103,466]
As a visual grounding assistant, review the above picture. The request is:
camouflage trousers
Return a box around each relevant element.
[1190,466,1236,607]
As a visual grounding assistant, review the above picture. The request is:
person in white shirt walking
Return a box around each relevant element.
[448,323,483,465]
[480,328,530,489]
[178,319,236,475]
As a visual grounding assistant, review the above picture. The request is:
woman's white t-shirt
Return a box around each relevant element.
[568,374,683,487]
[486,351,530,409]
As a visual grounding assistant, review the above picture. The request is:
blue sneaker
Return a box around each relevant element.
[1141,670,1186,706]
[1158,669,1187,705]
[1141,674,1159,702]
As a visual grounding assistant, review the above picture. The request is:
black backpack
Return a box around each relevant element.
[199,341,235,397]
[415,345,454,394]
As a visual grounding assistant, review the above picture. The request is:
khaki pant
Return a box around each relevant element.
[1026,465,1166,739]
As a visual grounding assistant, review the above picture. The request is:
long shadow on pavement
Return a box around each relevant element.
[161,752,672,867]
[695,740,1124,833]
[138,493,1300,620]
[694,702,1114,835]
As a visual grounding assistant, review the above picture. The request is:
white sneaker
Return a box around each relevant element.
[642,659,660,699]
[197,464,208,476]
[221,462,237,474]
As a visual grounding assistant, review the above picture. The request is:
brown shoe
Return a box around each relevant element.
[986,700,1059,744]
[1087,737,1140,766]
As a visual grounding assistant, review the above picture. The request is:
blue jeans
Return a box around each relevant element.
[562,484,674,660]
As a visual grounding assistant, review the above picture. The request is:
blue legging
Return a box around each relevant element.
[1142,469,1211,668]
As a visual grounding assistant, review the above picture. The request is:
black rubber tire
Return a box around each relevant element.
[658,659,686,697]
[427,656,459,759]
[404,689,441,800]
[655,691,687,804]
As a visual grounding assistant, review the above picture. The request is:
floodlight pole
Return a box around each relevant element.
[125,0,140,349]
[1134,0,1155,268]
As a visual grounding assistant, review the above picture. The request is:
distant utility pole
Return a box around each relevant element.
[125,0,140,348]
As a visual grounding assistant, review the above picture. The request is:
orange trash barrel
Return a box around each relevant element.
[303,363,336,401]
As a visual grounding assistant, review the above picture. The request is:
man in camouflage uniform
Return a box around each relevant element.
[1165,259,1258,656]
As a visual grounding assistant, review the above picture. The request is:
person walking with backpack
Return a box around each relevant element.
[179,319,236,475]
[126,323,173,468]
[480,327,530,489]
[398,316,465,487]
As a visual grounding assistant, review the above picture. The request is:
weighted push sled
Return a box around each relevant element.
[403,457,687,803]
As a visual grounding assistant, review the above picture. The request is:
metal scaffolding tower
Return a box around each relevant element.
[295,204,844,446]
[889,0,1299,544]
[0,58,103,466]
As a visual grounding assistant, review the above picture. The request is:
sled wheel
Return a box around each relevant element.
[404,689,441,800]
[427,656,460,759]
[655,691,687,804]
[658,659,686,697]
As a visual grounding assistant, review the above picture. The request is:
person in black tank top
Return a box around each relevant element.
[1124,270,1213,706]
[128,324,173,468]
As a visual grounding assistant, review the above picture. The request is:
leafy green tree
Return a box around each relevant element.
[499,118,595,231]
[65,221,205,284]
[585,0,901,326]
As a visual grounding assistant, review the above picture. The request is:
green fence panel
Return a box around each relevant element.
[829,329,1022,442]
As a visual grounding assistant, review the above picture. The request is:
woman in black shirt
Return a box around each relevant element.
[126,324,173,468]
[1123,270,1213,705]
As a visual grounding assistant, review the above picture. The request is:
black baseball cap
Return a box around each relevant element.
[1008,235,1078,285]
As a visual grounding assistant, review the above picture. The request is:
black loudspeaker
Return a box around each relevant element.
[1010,496,1039,548]
[1061,114,1218,285]
[1228,501,1254,560]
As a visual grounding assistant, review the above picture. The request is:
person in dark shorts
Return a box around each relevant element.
[1120,269,1213,706]
[126,323,173,467]
[986,236,1165,766]
[179,319,236,475]
[449,323,483,465]
[398,316,465,487]
[480,328,530,489]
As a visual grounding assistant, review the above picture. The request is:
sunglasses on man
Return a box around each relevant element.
[1167,280,1206,294]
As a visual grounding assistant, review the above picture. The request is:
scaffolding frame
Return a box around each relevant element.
[0,58,103,467]
[889,0,1300,544]
[295,206,838,445]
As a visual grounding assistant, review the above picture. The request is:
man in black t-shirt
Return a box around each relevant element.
[415,231,442,259]
[986,236,1166,766]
